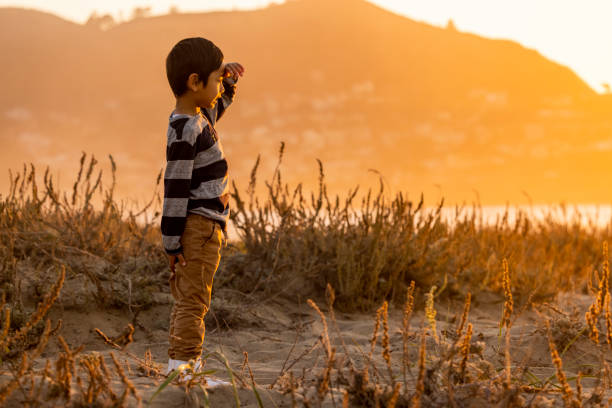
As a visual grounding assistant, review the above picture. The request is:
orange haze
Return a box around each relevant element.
[2,0,612,205]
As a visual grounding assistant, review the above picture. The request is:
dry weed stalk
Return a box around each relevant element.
[98,353,112,380]
[604,242,612,347]
[124,358,133,377]
[95,328,120,347]
[55,335,84,402]
[425,286,438,343]
[586,242,610,344]
[402,281,416,390]
[240,351,249,379]
[0,305,10,349]
[317,348,336,403]
[94,324,134,350]
[77,353,117,405]
[140,349,156,377]
[576,371,583,405]
[110,351,141,407]
[387,382,401,408]
[0,268,64,405]
[500,259,513,331]
[307,299,332,359]
[542,302,568,317]
[289,372,299,408]
[601,241,609,311]
[402,281,416,338]
[368,303,385,364]
[97,354,118,402]
[326,283,355,371]
[242,351,257,388]
[546,320,580,408]
[6,265,65,348]
[459,323,473,382]
[0,353,28,404]
[586,299,601,344]
[94,326,161,377]
[380,301,393,383]
[606,291,612,347]
[457,292,471,339]
[504,329,512,389]
[116,324,135,348]
[412,326,427,408]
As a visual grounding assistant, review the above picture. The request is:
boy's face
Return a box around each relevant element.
[196,64,226,109]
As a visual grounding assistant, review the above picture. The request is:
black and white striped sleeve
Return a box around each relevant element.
[204,77,237,126]
[161,118,197,255]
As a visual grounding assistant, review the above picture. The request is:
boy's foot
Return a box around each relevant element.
[165,358,188,375]
[165,358,230,386]
[166,358,202,382]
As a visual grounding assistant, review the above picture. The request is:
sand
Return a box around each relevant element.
[4,287,612,407]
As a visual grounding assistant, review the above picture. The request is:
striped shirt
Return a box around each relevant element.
[161,77,237,255]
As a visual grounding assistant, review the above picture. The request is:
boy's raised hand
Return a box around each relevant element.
[223,62,245,81]
[168,253,186,273]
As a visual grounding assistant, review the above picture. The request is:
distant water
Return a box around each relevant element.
[221,204,612,241]
[440,204,612,229]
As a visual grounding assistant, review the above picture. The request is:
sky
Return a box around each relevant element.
[1,0,611,93]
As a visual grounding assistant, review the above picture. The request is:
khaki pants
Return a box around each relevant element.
[168,214,224,361]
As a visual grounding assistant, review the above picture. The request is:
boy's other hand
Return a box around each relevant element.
[168,253,187,273]
[223,62,245,81]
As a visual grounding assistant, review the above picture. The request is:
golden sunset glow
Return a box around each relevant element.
[5,2,612,406]
[1,0,612,206]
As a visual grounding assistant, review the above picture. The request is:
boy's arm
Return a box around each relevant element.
[161,119,197,255]
[204,62,244,125]
[203,77,237,125]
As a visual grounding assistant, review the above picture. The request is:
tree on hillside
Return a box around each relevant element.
[446,18,457,31]
[86,12,116,30]
[131,6,152,20]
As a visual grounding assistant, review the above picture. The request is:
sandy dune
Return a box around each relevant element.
[5,287,609,407]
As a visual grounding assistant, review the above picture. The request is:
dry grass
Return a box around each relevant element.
[0,263,152,406]
[0,155,202,406]
[5,147,612,314]
[229,143,612,311]
[276,276,612,407]
[0,153,167,313]
[5,149,612,406]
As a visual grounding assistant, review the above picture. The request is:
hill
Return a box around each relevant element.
[2,0,612,204]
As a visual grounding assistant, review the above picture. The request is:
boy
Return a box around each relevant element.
[162,37,244,377]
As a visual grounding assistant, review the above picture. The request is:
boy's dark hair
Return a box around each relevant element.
[166,37,224,97]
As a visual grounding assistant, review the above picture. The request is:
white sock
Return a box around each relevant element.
[166,358,188,375]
